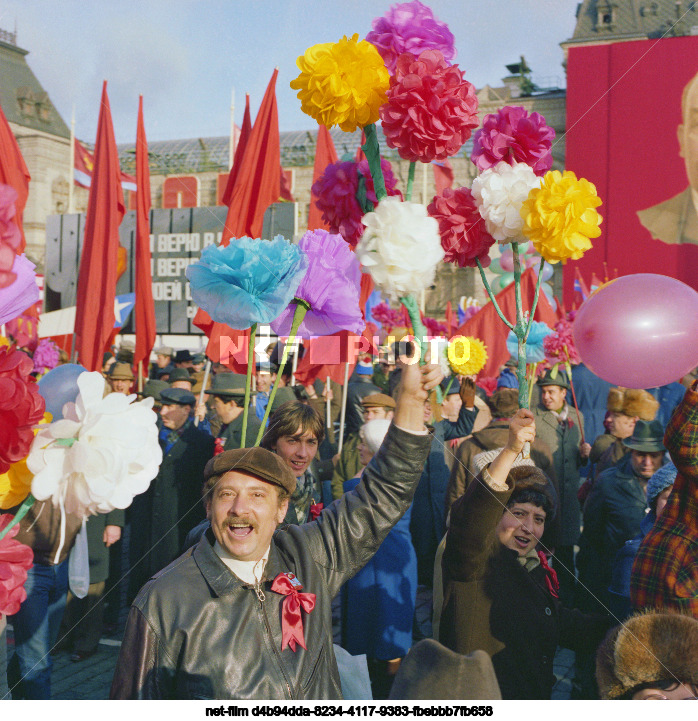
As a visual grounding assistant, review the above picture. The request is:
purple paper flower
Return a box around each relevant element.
[471,106,555,176]
[311,158,401,247]
[367,0,456,74]
[271,230,365,337]
[0,254,39,326]
[32,339,60,375]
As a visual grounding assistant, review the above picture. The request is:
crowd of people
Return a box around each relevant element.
[1,337,697,702]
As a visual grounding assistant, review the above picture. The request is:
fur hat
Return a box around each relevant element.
[485,388,519,418]
[507,464,558,519]
[596,611,698,699]
[607,387,659,421]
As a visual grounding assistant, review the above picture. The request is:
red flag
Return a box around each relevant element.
[0,104,30,252]
[133,96,156,370]
[74,137,136,191]
[221,93,252,207]
[307,125,338,231]
[223,69,280,241]
[280,168,294,201]
[432,159,454,195]
[73,81,125,371]
[445,300,455,335]
[455,267,558,378]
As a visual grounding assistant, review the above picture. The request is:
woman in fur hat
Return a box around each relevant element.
[440,409,610,699]
[596,610,698,699]
[591,388,659,478]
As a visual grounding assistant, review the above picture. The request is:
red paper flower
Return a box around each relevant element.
[423,316,447,336]
[0,346,46,474]
[543,317,581,365]
[0,513,34,615]
[311,158,400,247]
[471,106,555,177]
[428,186,496,268]
[370,302,404,332]
[476,376,498,397]
[0,184,22,289]
[380,50,479,163]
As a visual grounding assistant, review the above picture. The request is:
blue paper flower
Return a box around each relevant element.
[506,321,553,364]
[185,236,309,329]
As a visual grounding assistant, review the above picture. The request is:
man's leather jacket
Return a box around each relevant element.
[110,424,431,700]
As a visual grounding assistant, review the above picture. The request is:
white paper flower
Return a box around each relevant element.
[27,371,163,517]
[356,196,444,301]
[471,161,541,243]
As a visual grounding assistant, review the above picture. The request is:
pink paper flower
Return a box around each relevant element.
[423,316,447,336]
[0,184,22,289]
[311,158,400,247]
[380,50,478,163]
[0,345,46,474]
[471,106,555,176]
[0,254,39,327]
[0,513,34,616]
[370,302,404,332]
[544,318,581,365]
[366,0,456,74]
[428,186,496,268]
[477,376,498,397]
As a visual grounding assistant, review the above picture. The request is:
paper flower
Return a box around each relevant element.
[428,186,496,268]
[0,254,40,327]
[186,236,309,329]
[32,339,60,375]
[271,230,365,337]
[0,346,45,475]
[521,170,602,264]
[0,514,33,615]
[544,318,581,365]
[471,161,541,243]
[0,184,22,289]
[448,336,488,376]
[290,34,390,132]
[477,376,498,397]
[27,371,162,517]
[471,106,555,176]
[312,158,401,247]
[370,302,404,331]
[434,338,452,379]
[423,316,447,336]
[380,50,478,163]
[356,197,444,301]
[506,321,553,364]
[366,0,456,74]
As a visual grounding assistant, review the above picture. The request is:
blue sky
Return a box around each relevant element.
[0,0,581,144]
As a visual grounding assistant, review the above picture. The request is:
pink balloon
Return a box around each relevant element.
[573,274,698,388]
[499,252,514,272]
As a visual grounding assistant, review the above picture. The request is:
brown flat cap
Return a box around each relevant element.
[203,447,296,495]
[361,393,396,409]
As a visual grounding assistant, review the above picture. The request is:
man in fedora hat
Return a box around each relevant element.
[111,355,442,700]
[204,373,261,451]
[168,367,194,391]
[128,387,215,601]
[533,368,590,602]
[577,419,666,612]
[107,362,135,395]
[174,349,194,369]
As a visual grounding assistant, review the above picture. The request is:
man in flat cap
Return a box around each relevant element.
[127,387,215,601]
[150,345,174,381]
[111,355,442,700]
[204,373,261,451]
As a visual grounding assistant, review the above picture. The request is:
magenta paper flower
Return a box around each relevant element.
[0,254,39,327]
[428,186,496,268]
[0,184,22,289]
[370,302,404,331]
[32,339,61,375]
[471,106,555,176]
[271,230,365,337]
[312,158,401,247]
[0,513,34,615]
[423,316,447,336]
[381,50,478,163]
[367,0,456,74]
[544,318,581,365]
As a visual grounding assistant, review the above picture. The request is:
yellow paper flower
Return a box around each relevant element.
[0,412,51,509]
[447,336,489,376]
[290,34,390,132]
[521,170,602,264]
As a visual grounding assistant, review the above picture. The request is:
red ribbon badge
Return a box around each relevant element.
[309,502,323,521]
[537,551,560,598]
[214,437,225,456]
[271,572,316,652]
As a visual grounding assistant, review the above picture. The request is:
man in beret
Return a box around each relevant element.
[127,387,215,601]
[204,373,261,451]
[111,355,442,700]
